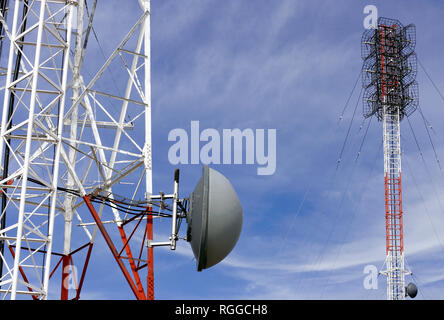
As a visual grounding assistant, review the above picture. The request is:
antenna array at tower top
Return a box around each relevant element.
[361,17,418,121]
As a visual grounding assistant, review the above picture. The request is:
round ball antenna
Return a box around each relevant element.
[405,282,418,298]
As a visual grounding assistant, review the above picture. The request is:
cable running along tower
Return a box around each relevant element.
[361,17,418,300]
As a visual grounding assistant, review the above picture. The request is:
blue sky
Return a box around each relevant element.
[10,0,444,299]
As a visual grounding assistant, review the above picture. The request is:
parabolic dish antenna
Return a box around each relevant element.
[187,166,243,271]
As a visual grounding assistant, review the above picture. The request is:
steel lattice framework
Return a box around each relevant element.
[361,17,418,300]
[0,0,156,300]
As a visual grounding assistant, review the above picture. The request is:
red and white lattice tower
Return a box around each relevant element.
[0,0,156,300]
[362,17,418,300]
[382,101,405,300]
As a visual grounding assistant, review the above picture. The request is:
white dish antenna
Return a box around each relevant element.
[149,165,243,271]
[187,166,243,271]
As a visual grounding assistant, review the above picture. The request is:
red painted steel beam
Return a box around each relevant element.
[74,243,93,300]
[8,245,38,300]
[118,225,146,299]
[61,255,70,300]
[146,207,154,300]
[83,195,144,300]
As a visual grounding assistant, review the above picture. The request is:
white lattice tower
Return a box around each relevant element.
[382,109,406,300]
